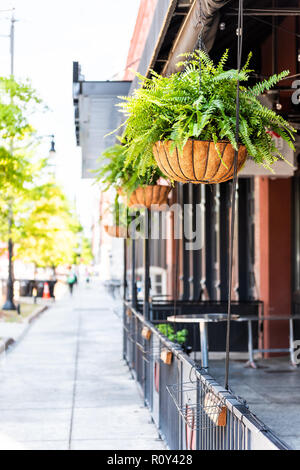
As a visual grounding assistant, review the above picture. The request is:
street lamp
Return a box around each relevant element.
[47,134,56,174]
[48,134,56,159]
[2,9,16,311]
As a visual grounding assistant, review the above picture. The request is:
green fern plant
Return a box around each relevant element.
[118,50,295,172]
[95,142,163,195]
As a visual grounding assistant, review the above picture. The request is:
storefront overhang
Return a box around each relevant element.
[130,0,229,88]
[137,0,300,78]
[161,0,229,76]
[73,62,131,178]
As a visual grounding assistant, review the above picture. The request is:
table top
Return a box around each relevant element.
[166,313,300,323]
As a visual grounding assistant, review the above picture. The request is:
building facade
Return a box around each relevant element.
[124,0,300,353]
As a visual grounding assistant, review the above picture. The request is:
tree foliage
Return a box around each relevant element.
[72,236,93,266]
[0,77,41,189]
[0,76,90,270]
[7,182,84,268]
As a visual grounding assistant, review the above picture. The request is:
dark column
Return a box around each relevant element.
[205,186,218,300]
[200,186,208,299]
[181,185,190,300]
[131,236,137,309]
[192,185,202,300]
[238,178,256,301]
[219,182,230,301]
[188,184,194,299]
[143,209,151,320]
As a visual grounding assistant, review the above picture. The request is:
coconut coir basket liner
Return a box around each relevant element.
[153,140,247,184]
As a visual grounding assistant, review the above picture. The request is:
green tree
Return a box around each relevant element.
[0,77,41,187]
[0,76,41,308]
[10,182,83,271]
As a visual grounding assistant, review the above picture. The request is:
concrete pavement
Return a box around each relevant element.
[0,281,165,450]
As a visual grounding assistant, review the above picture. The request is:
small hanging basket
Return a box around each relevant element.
[104,225,128,238]
[128,184,171,209]
[153,140,247,184]
[167,382,227,430]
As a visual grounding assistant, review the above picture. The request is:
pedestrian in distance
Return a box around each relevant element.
[85,268,91,287]
[67,271,76,295]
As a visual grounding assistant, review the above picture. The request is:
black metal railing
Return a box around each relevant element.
[123,301,290,451]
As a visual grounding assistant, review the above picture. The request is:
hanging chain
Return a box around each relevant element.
[198,0,205,93]
[224,0,244,391]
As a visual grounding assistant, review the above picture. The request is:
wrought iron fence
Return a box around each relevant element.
[123,301,290,451]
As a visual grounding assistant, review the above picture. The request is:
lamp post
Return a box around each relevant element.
[2,9,16,311]
[49,134,56,157]
[47,134,56,174]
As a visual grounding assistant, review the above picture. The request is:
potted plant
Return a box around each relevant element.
[119,50,295,184]
[157,324,189,364]
[157,323,188,345]
[103,195,129,238]
[95,143,171,209]
[103,224,128,238]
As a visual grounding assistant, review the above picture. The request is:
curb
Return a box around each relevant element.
[0,337,15,354]
[0,304,48,355]
[26,304,48,324]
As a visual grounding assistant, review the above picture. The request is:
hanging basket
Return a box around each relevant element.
[153,140,247,184]
[128,184,171,209]
[104,225,128,238]
[167,382,227,430]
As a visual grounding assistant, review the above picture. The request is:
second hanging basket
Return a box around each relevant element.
[104,225,128,238]
[128,184,171,209]
[153,140,247,184]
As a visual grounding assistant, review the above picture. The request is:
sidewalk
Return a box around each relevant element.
[0,281,165,450]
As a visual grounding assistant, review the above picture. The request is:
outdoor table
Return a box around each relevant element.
[167,313,300,369]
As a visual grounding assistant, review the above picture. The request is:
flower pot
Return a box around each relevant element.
[128,185,171,209]
[104,225,127,238]
[153,140,247,184]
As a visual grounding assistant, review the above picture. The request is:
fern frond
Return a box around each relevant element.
[249,70,290,96]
